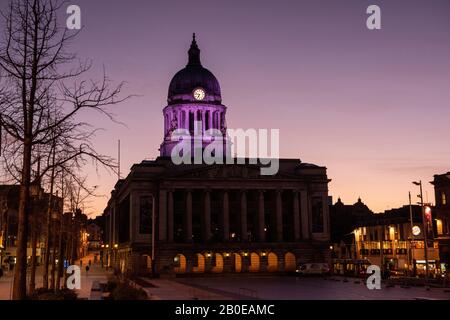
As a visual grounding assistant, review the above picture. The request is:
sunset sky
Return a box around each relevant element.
[4,0,449,216]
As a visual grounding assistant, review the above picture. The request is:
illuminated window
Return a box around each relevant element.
[436,219,443,235]
[442,192,447,206]
[389,226,395,241]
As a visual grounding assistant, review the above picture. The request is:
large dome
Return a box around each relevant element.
[167,34,222,105]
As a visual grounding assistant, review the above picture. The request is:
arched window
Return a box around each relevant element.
[284,252,296,272]
[211,253,224,273]
[192,253,205,273]
[174,254,187,274]
[249,253,260,272]
[267,252,278,272]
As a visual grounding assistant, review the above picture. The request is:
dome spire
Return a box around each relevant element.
[187,33,201,66]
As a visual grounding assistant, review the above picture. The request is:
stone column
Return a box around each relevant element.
[209,109,213,131]
[167,190,174,242]
[258,190,266,242]
[109,206,114,247]
[185,110,189,130]
[203,190,211,242]
[185,190,193,242]
[300,190,310,239]
[202,110,206,133]
[222,190,230,241]
[217,112,221,130]
[276,190,283,241]
[158,189,167,241]
[322,193,330,238]
[113,203,118,245]
[240,190,248,242]
[293,190,301,241]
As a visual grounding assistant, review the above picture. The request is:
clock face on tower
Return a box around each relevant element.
[193,88,206,101]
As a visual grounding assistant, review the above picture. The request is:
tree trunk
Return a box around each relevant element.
[56,214,64,290]
[50,218,58,291]
[63,221,72,288]
[28,213,38,294]
[43,146,56,289]
[12,140,32,300]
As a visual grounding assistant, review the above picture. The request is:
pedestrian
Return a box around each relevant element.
[86,265,90,276]
[88,260,91,266]
[0,267,3,279]
[80,260,83,268]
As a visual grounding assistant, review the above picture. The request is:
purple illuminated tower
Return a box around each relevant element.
[160,34,229,158]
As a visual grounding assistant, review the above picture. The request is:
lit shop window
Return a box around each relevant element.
[436,219,443,235]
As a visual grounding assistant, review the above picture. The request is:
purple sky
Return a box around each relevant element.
[7,0,450,215]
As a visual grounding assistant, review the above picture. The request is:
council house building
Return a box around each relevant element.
[102,35,332,275]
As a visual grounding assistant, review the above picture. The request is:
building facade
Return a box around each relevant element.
[0,184,63,270]
[432,172,450,267]
[347,205,441,277]
[103,35,331,276]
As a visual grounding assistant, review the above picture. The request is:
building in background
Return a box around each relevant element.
[103,35,332,276]
[431,172,450,269]
[86,216,104,250]
[331,203,441,277]
[0,184,63,270]
[329,197,373,261]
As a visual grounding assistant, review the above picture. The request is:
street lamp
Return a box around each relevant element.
[412,180,430,281]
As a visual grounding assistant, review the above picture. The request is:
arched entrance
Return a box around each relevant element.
[211,253,224,273]
[120,259,126,274]
[284,252,296,272]
[249,253,260,272]
[140,254,152,274]
[192,253,205,273]
[174,254,187,274]
[267,252,278,272]
[234,253,242,273]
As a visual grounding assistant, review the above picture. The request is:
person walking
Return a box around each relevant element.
[85,265,90,276]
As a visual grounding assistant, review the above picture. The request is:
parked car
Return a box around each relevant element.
[388,269,405,278]
[296,263,330,276]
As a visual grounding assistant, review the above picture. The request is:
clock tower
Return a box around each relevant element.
[160,34,229,158]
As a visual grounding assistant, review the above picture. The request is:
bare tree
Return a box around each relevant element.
[0,0,128,299]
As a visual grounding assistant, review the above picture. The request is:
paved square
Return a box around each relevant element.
[175,276,450,300]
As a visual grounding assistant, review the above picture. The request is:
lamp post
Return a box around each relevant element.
[408,192,415,276]
[412,180,429,281]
